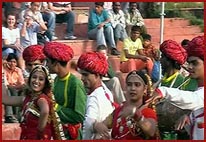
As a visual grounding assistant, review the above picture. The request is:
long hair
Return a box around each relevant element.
[25,65,66,139]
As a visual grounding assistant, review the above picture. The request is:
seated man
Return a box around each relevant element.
[48,2,77,40]
[88,2,120,56]
[108,2,127,44]
[125,2,147,36]
[120,25,153,76]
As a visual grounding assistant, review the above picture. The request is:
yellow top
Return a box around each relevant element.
[120,37,143,62]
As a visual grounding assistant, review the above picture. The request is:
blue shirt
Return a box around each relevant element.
[88,9,111,31]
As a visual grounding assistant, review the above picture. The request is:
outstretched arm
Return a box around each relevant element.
[2,83,24,107]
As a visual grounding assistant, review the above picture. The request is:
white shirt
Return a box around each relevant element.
[83,82,114,140]
[159,87,204,111]
[2,27,20,45]
[108,9,126,28]
[159,86,204,140]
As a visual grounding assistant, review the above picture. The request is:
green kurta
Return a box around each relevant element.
[53,73,86,140]
[180,77,198,91]
[161,73,185,88]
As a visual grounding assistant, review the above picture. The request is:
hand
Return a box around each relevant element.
[94,122,110,139]
[140,56,149,62]
[14,43,23,52]
[145,90,162,105]
[98,23,105,29]
[175,114,191,130]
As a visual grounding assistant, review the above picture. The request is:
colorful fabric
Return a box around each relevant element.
[111,105,157,140]
[20,94,53,140]
[4,66,24,86]
[44,42,74,62]
[161,72,185,88]
[160,40,187,65]
[23,45,45,62]
[77,52,108,76]
[143,44,160,61]
[187,36,204,60]
[180,77,198,91]
[53,73,86,139]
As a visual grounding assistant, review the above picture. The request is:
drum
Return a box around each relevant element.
[156,99,191,139]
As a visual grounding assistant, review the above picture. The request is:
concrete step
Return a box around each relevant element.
[55,23,88,39]
[108,56,121,72]
[2,123,21,140]
[56,39,96,56]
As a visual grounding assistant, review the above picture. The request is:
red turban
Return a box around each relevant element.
[23,45,45,62]
[43,42,74,62]
[77,52,108,75]
[187,36,204,60]
[160,40,187,65]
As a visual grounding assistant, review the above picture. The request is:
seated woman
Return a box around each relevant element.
[93,70,158,140]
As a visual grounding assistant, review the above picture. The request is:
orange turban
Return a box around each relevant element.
[43,42,74,62]
[23,45,45,62]
[160,40,187,65]
[77,52,108,75]
[187,36,204,60]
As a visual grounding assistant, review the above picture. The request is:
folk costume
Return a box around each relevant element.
[156,36,204,140]
[157,40,190,139]
[77,52,115,139]
[44,42,87,140]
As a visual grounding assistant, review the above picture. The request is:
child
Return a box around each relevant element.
[120,25,153,76]
[142,34,160,82]
[2,65,65,140]
[3,53,25,123]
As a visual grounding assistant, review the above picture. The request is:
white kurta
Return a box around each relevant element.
[158,86,204,140]
[83,82,115,140]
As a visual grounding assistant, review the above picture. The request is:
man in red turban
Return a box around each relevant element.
[44,42,74,62]
[77,51,115,139]
[160,40,187,65]
[43,41,86,140]
[77,52,108,76]
[148,36,204,140]
[155,39,189,139]
[159,40,187,84]
[23,44,46,72]
[187,36,204,60]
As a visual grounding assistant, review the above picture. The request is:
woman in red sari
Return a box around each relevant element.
[93,70,158,140]
[2,65,65,140]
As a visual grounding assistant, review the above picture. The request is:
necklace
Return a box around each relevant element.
[114,105,144,139]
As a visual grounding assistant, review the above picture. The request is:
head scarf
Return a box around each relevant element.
[160,40,187,65]
[187,36,204,60]
[77,52,108,75]
[43,42,74,62]
[23,45,45,62]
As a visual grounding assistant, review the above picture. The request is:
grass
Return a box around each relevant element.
[150,2,204,32]
[165,2,203,9]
